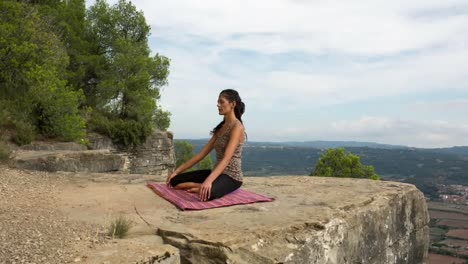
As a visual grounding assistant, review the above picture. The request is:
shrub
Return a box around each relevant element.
[14,121,35,146]
[311,148,380,180]
[0,141,11,163]
[90,112,153,148]
[107,215,133,239]
[30,73,86,142]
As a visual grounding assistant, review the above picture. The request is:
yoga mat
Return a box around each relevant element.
[147,182,274,211]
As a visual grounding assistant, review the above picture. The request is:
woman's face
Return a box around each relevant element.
[217,95,234,115]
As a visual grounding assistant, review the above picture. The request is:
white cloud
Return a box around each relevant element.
[135,0,468,55]
[253,116,468,147]
[411,99,468,112]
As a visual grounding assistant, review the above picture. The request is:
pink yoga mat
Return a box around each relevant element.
[147,182,274,211]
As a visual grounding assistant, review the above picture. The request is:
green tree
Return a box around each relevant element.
[175,141,195,168]
[0,1,85,144]
[35,0,93,93]
[86,0,170,146]
[198,155,213,170]
[311,148,379,180]
[175,141,213,171]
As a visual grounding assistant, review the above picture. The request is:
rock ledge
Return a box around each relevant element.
[57,175,429,264]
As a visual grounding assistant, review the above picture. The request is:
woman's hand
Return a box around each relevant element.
[199,179,213,202]
[166,171,178,186]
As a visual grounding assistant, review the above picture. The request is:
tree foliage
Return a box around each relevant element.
[85,0,170,146]
[198,155,213,170]
[174,140,213,171]
[0,1,85,144]
[311,148,379,180]
[0,0,170,147]
[175,140,195,168]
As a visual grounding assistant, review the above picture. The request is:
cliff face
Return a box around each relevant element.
[57,175,429,264]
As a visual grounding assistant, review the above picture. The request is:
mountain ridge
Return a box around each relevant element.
[175,138,468,153]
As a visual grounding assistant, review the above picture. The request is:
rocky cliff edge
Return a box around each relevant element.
[56,173,429,264]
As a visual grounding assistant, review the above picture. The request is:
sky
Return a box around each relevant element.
[86,0,468,148]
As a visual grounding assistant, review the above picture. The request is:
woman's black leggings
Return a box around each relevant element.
[169,170,242,200]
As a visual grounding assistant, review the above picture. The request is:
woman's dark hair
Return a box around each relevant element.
[211,89,246,138]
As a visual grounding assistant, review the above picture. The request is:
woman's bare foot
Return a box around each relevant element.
[174,182,201,190]
[187,187,200,193]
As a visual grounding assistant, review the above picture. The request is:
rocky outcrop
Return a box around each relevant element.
[12,150,125,173]
[57,175,430,264]
[86,130,176,175]
[87,133,117,151]
[127,131,175,175]
[11,131,176,175]
[19,141,87,151]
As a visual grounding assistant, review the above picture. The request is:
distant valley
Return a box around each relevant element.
[177,139,468,197]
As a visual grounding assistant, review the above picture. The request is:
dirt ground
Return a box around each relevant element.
[0,166,106,264]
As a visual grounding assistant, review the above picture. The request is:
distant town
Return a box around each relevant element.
[437,184,468,205]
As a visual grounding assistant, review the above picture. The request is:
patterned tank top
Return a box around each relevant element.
[213,120,244,182]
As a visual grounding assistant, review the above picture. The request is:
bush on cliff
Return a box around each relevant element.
[0,141,11,163]
[311,148,379,180]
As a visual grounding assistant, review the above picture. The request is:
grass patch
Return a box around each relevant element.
[107,215,133,239]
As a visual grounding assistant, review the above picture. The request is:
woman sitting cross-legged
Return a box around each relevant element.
[166,89,246,202]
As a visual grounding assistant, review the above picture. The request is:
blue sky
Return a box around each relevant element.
[87,0,468,147]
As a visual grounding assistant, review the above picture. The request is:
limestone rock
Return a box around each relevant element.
[128,130,176,175]
[9,131,176,175]
[19,141,87,151]
[87,133,118,151]
[57,176,430,264]
[12,150,125,173]
[87,130,176,175]
[82,236,179,264]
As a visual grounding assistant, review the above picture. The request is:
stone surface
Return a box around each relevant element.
[11,150,125,173]
[82,236,180,264]
[11,131,176,175]
[127,130,176,175]
[56,175,430,264]
[19,141,87,151]
[87,132,118,151]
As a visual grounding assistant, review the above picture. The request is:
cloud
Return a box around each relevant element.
[137,0,468,55]
[329,117,468,148]
[84,0,468,147]
[411,99,468,112]
[245,116,468,148]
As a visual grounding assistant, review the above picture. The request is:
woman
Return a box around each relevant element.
[166,89,246,202]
